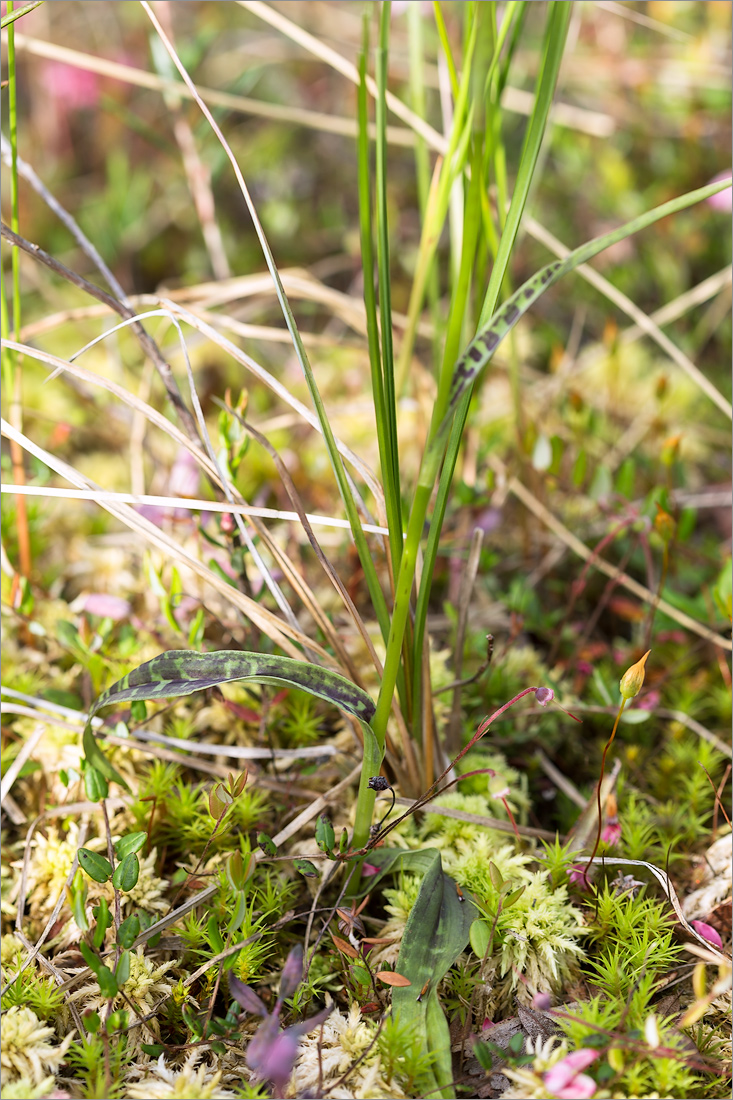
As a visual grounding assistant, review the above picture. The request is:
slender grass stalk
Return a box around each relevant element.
[408,1,442,369]
[1,1,31,579]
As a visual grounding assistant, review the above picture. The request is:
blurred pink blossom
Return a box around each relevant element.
[169,447,200,498]
[82,593,131,620]
[601,819,622,846]
[41,61,100,111]
[691,920,724,949]
[544,1049,598,1098]
[533,991,552,1010]
[569,864,592,889]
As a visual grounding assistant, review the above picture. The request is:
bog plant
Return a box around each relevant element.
[70,4,731,1091]
[2,3,730,1099]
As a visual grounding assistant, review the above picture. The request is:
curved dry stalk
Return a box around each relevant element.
[11,30,415,148]
[225,408,383,679]
[0,222,199,441]
[1,418,327,660]
[492,455,732,652]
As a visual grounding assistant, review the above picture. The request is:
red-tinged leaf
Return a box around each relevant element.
[376,970,412,987]
[330,933,358,958]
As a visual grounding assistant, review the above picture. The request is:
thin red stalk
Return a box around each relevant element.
[586,699,626,875]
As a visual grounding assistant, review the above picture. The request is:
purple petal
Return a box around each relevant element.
[229,974,268,1016]
[285,1003,333,1041]
[254,1029,300,1090]
[279,945,303,1001]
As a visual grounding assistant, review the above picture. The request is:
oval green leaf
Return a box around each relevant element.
[469,918,491,959]
[114,832,147,860]
[116,913,140,949]
[78,848,113,884]
[111,852,140,892]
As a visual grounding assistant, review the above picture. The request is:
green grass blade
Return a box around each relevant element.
[375,2,403,565]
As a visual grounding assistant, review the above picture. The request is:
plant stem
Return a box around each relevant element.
[586,698,626,875]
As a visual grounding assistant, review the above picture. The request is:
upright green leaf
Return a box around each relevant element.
[368,849,477,1100]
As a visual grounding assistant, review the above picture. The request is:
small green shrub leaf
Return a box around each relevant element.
[97,963,118,1000]
[469,919,491,958]
[116,914,140,949]
[78,849,113,884]
[115,949,131,987]
[257,833,277,858]
[294,858,320,879]
[92,898,111,949]
[114,832,147,860]
[315,814,336,854]
[79,941,102,975]
[111,852,140,892]
[83,764,108,802]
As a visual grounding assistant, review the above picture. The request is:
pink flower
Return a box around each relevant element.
[691,920,724,949]
[41,61,100,110]
[82,593,131,620]
[535,686,554,706]
[601,819,622,846]
[569,864,592,889]
[361,863,379,877]
[544,1049,598,1098]
[533,991,552,1010]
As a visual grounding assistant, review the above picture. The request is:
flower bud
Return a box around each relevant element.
[535,686,554,706]
[619,650,651,701]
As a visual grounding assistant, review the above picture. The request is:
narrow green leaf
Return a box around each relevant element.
[111,852,140,892]
[92,898,111,950]
[84,650,375,791]
[207,916,224,954]
[440,179,732,449]
[1,1,45,30]
[114,832,147,860]
[115,949,131,987]
[503,885,526,909]
[78,848,113,884]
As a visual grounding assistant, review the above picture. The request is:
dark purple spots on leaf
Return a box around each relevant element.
[503,304,519,325]
[484,331,500,352]
[469,345,484,363]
